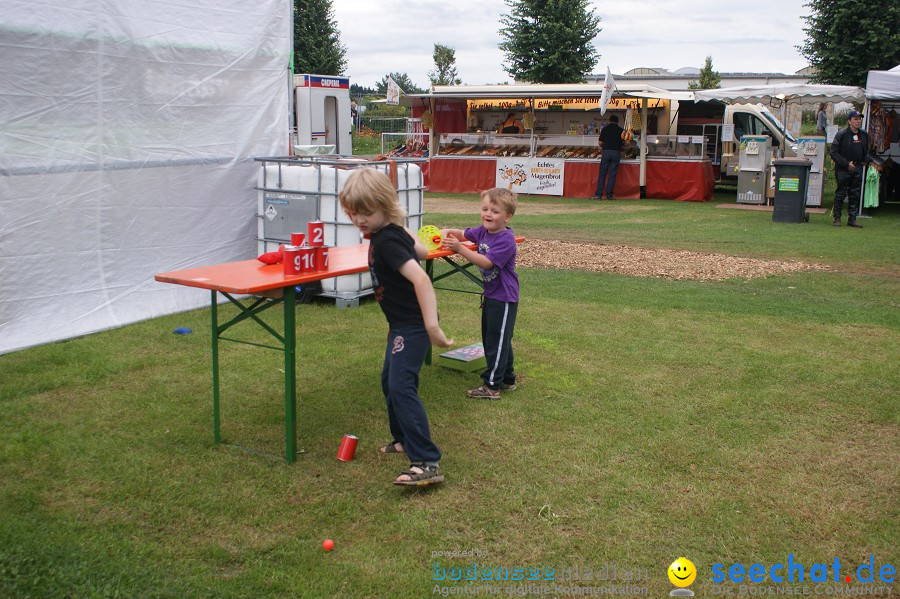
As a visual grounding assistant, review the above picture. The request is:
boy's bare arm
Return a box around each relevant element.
[441,228,465,241]
[398,260,454,348]
[403,227,429,260]
[439,228,493,269]
[453,244,493,270]
[440,237,492,270]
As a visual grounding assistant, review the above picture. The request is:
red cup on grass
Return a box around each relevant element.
[336,434,358,461]
[314,246,330,271]
[308,220,325,247]
[290,232,306,247]
[283,245,301,275]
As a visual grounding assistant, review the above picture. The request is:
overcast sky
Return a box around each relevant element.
[331,0,811,89]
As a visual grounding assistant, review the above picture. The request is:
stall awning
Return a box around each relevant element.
[626,91,695,102]
[693,83,865,104]
[394,82,688,106]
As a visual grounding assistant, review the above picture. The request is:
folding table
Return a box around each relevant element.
[154,239,522,462]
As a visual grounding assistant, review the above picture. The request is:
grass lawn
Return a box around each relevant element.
[2,190,898,598]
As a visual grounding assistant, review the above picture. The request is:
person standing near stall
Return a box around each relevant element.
[593,115,624,200]
[816,103,828,136]
[829,110,871,228]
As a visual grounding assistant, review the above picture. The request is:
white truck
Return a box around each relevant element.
[671,100,798,182]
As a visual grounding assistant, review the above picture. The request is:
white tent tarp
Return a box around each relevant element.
[693,83,865,104]
[0,1,291,355]
[865,65,900,100]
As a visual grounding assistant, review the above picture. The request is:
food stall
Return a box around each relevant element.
[402,84,714,201]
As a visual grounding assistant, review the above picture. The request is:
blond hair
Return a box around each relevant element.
[481,187,517,217]
[339,168,405,225]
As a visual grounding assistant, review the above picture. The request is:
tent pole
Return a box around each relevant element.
[858,99,871,218]
[287,0,295,155]
[639,98,648,198]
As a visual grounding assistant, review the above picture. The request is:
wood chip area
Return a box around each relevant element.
[426,196,829,280]
[516,239,829,280]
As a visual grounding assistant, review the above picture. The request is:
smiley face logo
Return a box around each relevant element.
[668,557,696,587]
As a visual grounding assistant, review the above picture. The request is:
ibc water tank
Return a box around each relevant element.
[256,157,425,298]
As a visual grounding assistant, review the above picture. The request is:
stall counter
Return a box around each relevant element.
[427,157,715,202]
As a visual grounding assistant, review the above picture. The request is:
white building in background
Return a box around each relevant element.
[584,66,814,90]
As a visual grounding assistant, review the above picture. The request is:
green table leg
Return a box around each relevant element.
[211,290,221,445]
[283,285,297,463]
[425,259,434,365]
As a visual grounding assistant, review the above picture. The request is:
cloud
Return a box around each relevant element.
[331,0,809,88]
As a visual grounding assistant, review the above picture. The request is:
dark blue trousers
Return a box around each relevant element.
[381,325,441,464]
[481,299,517,391]
[596,149,621,198]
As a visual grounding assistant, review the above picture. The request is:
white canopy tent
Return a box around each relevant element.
[693,83,865,105]
[0,1,292,355]
[693,83,866,143]
[863,65,900,205]
[865,65,900,100]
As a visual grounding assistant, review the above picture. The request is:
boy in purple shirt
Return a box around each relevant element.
[442,188,519,399]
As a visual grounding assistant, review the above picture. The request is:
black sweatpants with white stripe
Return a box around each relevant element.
[481,298,518,391]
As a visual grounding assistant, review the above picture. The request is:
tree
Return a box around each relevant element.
[350,83,376,96]
[498,0,601,83]
[687,56,721,90]
[798,0,900,87]
[375,73,427,96]
[428,44,462,86]
[293,0,347,75]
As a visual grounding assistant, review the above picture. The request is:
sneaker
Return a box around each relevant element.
[847,221,863,228]
[590,195,603,201]
[833,220,842,226]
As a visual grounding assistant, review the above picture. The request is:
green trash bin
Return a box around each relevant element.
[772,158,812,223]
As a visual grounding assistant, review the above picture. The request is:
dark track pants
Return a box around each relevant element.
[481,299,518,391]
[381,325,441,464]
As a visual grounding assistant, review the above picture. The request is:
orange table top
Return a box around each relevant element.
[155,243,369,294]
[155,237,524,295]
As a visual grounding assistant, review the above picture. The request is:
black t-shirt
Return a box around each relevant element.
[598,123,624,152]
[845,129,866,164]
[368,224,423,327]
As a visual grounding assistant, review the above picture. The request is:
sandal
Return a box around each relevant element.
[393,463,445,487]
[379,441,405,455]
[467,385,500,399]
[499,382,517,391]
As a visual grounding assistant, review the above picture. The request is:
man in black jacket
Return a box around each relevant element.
[829,110,871,228]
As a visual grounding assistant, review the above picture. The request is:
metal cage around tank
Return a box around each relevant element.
[254,155,426,306]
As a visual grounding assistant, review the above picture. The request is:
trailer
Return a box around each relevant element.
[291,74,352,155]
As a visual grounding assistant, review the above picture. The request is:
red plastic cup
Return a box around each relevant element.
[308,220,325,247]
[336,434,358,461]
[290,232,306,247]
[297,247,315,273]
[283,245,301,275]
[314,246,330,271]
